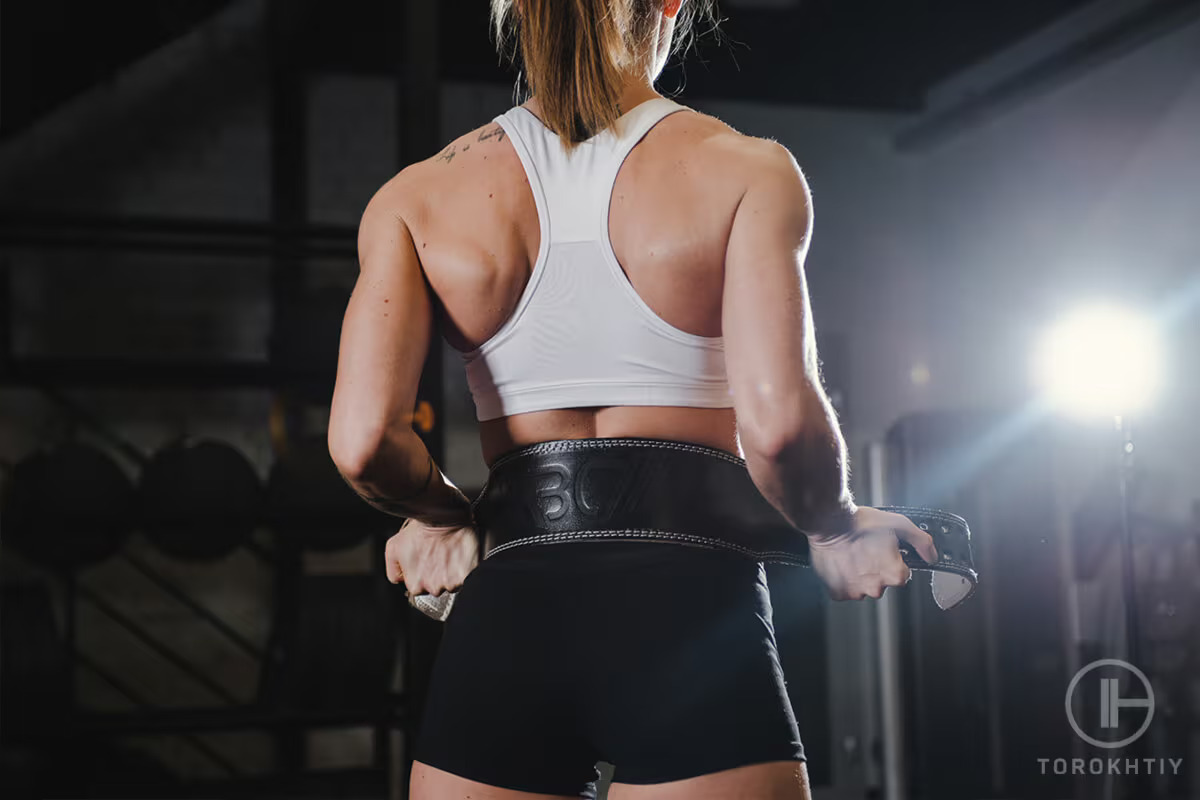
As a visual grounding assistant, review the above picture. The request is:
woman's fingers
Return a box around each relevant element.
[386,524,478,600]
[881,560,912,588]
[893,517,939,565]
[383,538,404,585]
[814,513,932,603]
[827,546,913,601]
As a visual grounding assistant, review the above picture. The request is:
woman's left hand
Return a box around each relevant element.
[384,517,480,598]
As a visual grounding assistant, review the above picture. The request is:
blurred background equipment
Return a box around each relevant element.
[884,412,1075,800]
[2,441,136,568]
[139,437,263,561]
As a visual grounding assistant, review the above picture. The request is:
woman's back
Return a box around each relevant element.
[377,94,784,464]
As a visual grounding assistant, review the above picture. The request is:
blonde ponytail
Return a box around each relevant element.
[491,0,717,146]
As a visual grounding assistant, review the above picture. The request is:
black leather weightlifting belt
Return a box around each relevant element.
[410,437,979,620]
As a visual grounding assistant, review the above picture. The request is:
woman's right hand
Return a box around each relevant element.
[805,506,939,601]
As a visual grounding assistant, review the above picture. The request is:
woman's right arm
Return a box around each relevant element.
[722,140,856,538]
[723,139,939,600]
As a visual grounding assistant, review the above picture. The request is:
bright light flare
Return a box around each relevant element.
[1033,304,1163,418]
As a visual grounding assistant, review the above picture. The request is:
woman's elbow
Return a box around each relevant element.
[735,400,806,466]
[327,419,384,482]
[736,377,834,462]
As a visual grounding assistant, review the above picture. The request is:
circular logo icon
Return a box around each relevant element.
[1065,659,1154,749]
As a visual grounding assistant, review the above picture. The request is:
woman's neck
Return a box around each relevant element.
[523,80,662,124]
[614,82,663,115]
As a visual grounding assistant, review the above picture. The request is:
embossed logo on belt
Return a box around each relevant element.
[525,454,648,526]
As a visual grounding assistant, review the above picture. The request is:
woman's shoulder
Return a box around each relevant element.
[394,119,516,183]
[363,119,523,222]
[656,107,806,183]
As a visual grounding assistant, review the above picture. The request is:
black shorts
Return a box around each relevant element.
[412,539,806,798]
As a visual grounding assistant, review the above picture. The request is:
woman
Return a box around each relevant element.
[329,1,937,798]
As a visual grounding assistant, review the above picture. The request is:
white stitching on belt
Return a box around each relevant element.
[481,528,975,572]
[483,528,803,563]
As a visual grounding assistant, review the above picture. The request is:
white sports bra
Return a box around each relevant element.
[460,97,733,422]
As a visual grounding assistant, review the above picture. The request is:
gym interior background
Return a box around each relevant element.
[2,1,1199,798]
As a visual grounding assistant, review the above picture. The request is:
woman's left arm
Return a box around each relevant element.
[328,178,473,527]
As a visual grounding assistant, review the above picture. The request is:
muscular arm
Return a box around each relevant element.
[327,178,472,526]
[722,141,856,538]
